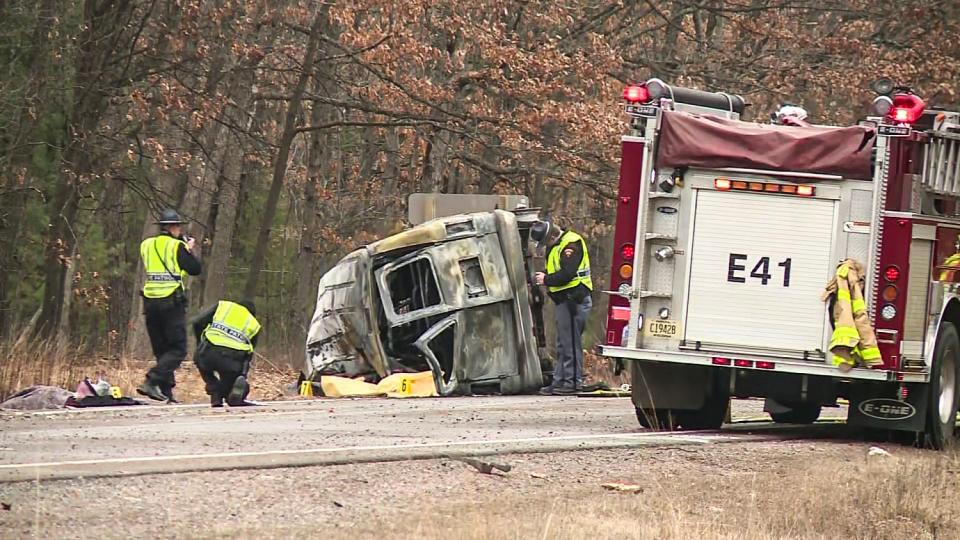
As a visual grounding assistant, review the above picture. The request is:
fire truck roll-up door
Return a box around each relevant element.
[683,183,837,353]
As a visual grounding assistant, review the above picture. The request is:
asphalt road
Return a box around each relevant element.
[0,396,852,480]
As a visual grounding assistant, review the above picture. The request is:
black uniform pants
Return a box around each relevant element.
[194,341,250,403]
[144,296,187,393]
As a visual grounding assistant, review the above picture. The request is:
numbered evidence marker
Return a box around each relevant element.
[727,253,792,287]
[399,376,414,395]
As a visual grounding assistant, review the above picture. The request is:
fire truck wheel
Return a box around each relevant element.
[675,396,729,430]
[925,322,960,449]
[635,408,679,430]
[769,404,822,424]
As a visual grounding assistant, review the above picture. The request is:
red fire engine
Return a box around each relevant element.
[600,78,960,448]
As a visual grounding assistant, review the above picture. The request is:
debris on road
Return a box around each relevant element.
[457,457,512,475]
[601,482,643,493]
[65,377,144,408]
[0,386,73,410]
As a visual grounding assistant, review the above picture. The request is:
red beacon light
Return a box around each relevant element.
[887,93,925,124]
[623,84,650,103]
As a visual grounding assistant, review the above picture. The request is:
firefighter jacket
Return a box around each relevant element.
[202,301,262,353]
[938,253,960,281]
[545,230,593,293]
[821,259,882,370]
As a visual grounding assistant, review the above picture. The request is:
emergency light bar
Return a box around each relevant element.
[714,178,814,197]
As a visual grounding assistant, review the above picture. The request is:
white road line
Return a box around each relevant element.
[0,430,758,483]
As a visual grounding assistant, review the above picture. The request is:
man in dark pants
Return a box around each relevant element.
[532,217,593,395]
[136,209,202,403]
[191,299,261,407]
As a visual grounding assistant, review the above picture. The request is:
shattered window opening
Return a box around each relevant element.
[386,257,441,315]
[445,220,475,235]
[459,257,488,298]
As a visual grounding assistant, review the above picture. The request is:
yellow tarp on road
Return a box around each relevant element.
[320,371,438,398]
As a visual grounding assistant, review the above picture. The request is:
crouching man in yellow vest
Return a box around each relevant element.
[532,217,593,395]
[191,299,262,407]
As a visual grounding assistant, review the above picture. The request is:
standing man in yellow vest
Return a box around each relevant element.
[532,217,593,395]
[136,209,202,403]
[191,299,261,407]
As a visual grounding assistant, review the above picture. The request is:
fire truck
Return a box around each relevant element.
[599,77,960,448]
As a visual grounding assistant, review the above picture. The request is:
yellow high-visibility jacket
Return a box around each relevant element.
[822,259,882,370]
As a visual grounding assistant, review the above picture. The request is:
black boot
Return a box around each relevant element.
[136,381,167,402]
[227,376,248,406]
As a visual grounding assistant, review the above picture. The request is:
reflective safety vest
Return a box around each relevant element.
[824,259,882,369]
[546,230,593,293]
[203,301,261,352]
[140,235,186,299]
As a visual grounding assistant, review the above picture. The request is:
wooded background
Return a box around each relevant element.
[1,0,957,362]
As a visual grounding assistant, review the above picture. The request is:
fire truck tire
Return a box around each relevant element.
[769,405,822,424]
[675,396,729,430]
[635,408,679,430]
[925,322,960,449]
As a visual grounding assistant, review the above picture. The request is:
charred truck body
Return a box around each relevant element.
[602,78,960,448]
[304,200,545,396]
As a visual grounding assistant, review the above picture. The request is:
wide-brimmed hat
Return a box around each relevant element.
[530,217,553,247]
[156,208,187,225]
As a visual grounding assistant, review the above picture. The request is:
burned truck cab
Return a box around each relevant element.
[304,202,544,395]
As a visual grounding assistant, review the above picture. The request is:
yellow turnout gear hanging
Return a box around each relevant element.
[140,235,186,298]
[546,230,593,293]
[203,301,261,352]
[822,259,882,371]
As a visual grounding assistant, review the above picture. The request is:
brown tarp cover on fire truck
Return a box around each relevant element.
[656,110,876,180]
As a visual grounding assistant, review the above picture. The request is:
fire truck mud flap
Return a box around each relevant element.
[846,383,929,432]
[631,361,730,430]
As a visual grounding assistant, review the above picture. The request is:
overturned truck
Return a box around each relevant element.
[303,200,546,395]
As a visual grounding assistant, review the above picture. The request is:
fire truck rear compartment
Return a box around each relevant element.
[683,189,837,354]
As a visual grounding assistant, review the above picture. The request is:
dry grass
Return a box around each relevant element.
[328,448,960,539]
[0,339,300,404]
[583,350,631,389]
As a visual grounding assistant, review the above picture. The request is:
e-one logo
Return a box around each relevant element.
[858,398,916,420]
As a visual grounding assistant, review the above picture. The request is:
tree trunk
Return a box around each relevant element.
[101,178,131,342]
[201,134,245,307]
[243,12,324,299]
[293,99,333,354]
[36,0,137,339]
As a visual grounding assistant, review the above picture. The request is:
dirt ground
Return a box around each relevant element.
[1,439,956,539]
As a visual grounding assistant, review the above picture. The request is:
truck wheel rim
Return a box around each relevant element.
[939,352,956,425]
